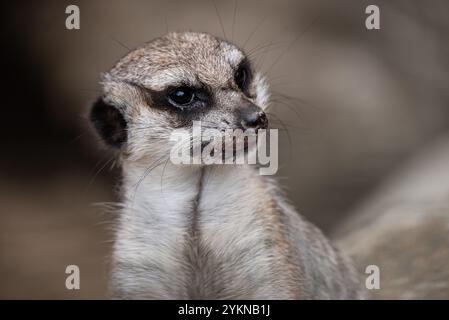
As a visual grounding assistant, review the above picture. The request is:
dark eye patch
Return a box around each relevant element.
[131,82,211,113]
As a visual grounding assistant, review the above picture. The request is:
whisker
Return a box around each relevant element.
[231,0,238,42]
[242,13,269,49]
[164,15,169,34]
[265,111,293,160]
[68,132,87,145]
[112,37,131,51]
[86,156,116,192]
[159,157,171,207]
[246,41,284,61]
[266,15,320,74]
[271,90,320,110]
[131,155,169,204]
[269,98,305,121]
[211,0,227,41]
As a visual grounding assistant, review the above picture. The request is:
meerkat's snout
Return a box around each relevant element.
[239,100,268,130]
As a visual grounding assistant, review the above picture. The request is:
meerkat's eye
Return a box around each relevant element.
[168,87,195,106]
[234,65,248,91]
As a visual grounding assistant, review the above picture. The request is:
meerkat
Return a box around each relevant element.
[89,31,362,299]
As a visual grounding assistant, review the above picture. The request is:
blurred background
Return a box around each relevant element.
[1,0,448,298]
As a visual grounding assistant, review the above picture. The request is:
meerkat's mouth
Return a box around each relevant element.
[196,128,260,163]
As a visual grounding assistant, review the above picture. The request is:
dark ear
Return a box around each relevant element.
[89,97,127,148]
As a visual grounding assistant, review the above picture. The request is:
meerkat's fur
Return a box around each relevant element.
[90,32,361,299]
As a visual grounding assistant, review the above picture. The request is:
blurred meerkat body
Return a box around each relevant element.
[335,134,449,299]
[90,32,361,299]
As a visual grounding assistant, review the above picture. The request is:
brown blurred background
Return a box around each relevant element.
[0,0,448,298]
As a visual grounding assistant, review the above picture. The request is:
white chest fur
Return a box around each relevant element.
[111,161,359,299]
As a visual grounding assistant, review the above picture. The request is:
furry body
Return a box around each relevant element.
[90,32,361,299]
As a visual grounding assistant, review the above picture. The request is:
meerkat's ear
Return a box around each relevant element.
[89,97,127,148]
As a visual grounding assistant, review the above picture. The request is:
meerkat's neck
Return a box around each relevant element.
[118,161,267,253]
[122,160,204,228]
[111,159,360,299]
[113,160,295,299]
[120,160,263,224]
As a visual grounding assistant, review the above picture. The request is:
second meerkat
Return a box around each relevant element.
[90,32,362,299]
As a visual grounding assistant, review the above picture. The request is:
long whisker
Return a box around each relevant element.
[159,157,171,207]
[269,98,304,121]
[131,155,169,204]
[246,41,284,62]
[112,37,131,51]
[265,112,293,160]
[271,90,320,110]
[231,0,238,42]
[68,132,87,145]
[211,0,227,41]
[266,15,320,74]
[242,13,269,49]
[164,15,169,34]
[86,156,116,192]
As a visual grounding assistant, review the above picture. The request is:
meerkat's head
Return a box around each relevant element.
[90,32,270,162]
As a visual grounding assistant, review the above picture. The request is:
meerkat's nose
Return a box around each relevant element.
[240,101,268,130]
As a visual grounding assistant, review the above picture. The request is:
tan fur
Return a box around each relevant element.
[91,32,362,299]
[335,134,449,299]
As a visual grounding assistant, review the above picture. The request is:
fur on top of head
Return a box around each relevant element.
[90,31,270,162]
